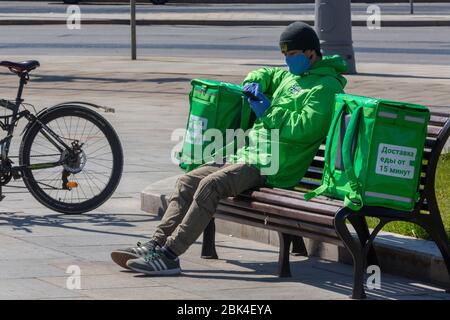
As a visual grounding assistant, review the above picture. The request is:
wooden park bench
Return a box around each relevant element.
[200,111,450,299]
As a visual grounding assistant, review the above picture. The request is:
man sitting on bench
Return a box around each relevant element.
[111,21,348,275]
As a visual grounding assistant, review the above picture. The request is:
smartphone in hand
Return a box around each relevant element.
[243,90,261,101]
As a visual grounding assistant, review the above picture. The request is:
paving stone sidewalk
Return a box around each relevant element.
[0,55,448,299]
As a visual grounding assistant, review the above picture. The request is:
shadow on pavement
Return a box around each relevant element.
[33,74,193,84]
[0,212,157,238]
[215,242,278,255]
[0,71,193,84]
[181,259,448,300]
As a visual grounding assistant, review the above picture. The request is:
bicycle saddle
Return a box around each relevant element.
[0,60,40,74]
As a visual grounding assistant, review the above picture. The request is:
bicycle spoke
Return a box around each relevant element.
[91,146,110,157]
[36,172,63,191]
[82,134,106,150]
[80,171,97,198]
[79,175,102,196]
[33,136,61,153]
[62,116,70,141]
[54,118,66,140]
[86,159,113,170]
[69,116,73,141]
[83,169,108,190]
[79,118,88,143]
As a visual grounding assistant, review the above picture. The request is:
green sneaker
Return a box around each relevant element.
[126,248,181,276]
[111,240,159,269]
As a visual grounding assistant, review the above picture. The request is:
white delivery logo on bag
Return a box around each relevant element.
[185,115,208,145]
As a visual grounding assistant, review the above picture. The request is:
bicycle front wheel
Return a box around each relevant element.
[19,105,123,214]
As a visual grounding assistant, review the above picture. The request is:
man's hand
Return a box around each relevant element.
[243,83,271,118]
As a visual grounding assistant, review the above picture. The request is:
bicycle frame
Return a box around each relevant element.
[0,72,74,178]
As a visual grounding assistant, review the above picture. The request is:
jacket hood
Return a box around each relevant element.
[308,54,348,88]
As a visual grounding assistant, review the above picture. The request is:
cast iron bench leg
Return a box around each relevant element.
[278,232,292,277]
[348,215,379,267]
[201,219,219,259]
[334,208,367,299]
[291,236,308,256]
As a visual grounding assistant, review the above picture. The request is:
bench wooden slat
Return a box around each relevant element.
[430,115,448,126]
[267,214,338,238]
[236,191,339,216]
[310,159,324,168]
[431,111,450,118]
[297,179,322,190]
[425,138,437,148]
[258,187,344,208]
[217,203,339,239]
[215,210,343,246]
[316,149,325,158]
[303,171,323,180]
[428,125,442,138]
[221,198,335,226]
[247,190,339,215]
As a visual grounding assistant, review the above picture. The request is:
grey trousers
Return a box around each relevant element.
[151,162,266,256]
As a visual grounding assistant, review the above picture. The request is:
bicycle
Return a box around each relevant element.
[0,60,123,214]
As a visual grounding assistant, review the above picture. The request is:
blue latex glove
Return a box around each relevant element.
[243,83,271,118]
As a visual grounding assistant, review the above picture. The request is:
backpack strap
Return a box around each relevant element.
[342,105,364,211]
[304,101,347,201]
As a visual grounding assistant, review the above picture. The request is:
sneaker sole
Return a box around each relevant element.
[126,264,181,276]
[111,251,139,269]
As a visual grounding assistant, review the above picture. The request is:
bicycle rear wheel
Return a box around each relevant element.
[19,105,123,214]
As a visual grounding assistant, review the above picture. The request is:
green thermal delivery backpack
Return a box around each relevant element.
[178,79,254,172]
[305,93,430,212]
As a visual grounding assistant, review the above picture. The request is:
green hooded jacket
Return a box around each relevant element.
[228,55,348,188]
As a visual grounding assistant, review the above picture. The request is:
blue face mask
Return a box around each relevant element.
[285,53,311,75]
